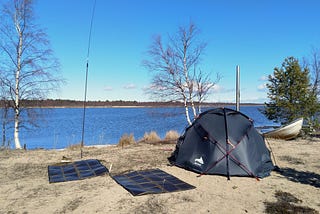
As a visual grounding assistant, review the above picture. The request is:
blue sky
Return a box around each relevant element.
[34,0,320,103]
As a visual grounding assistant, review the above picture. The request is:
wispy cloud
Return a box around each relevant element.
[142,85,152,91]
[211,84,223,93]
[211,84,234,94]
[259,75,268,81]
[123,83,136,89]
[104,86,113,91]
[257,83,267,91]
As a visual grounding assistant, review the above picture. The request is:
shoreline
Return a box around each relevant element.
[12,103,264,109]
[1,99,264,109]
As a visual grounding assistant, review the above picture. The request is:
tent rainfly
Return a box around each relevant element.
[168,108,274,180]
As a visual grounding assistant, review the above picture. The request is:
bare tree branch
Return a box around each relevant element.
[143,22,220,124]
[0,0,64,149]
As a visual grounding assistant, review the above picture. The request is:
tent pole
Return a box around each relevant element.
[223,108,230,180]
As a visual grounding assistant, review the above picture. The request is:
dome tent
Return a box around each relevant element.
[168,108,274,179]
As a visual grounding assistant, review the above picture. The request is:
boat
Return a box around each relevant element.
[262,118,303,140]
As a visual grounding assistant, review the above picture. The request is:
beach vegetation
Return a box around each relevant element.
[141,131,161,143]
[67,143,82,150]
[164,130,179,141]
[118,133,136,148]
[263,57,319,128]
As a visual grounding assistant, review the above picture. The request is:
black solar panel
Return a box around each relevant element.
[48,159,108,183]
[112,168,195,196]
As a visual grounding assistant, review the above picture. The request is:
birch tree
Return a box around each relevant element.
[143,23,220,125]
[0,0,62,149]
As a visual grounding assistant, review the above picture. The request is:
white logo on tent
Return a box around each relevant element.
[195,157,204,166]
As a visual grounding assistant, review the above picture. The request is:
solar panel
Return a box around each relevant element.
[48,159,108,183]
[112,168,195,196]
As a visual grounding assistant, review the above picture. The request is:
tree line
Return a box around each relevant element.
[0,99,241,108]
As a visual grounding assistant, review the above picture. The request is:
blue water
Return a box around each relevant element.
[0,106,277,150]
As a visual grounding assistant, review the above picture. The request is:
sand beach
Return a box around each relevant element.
[0,138,319,213]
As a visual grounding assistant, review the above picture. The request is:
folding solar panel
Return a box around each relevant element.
[112,168,195,196]
[48,159,108,183]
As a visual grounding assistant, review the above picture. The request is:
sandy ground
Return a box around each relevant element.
[0,138,319,214]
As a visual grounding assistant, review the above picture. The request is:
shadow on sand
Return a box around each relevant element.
[276,167,320,188]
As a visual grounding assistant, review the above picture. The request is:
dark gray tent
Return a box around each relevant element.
[169,108,274,179]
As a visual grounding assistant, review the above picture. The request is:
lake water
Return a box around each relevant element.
[1,106,278,150]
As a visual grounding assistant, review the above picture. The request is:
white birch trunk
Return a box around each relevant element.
[183,42,197,119]
[183,96,192,125]
[190,98,197,118]
[14,65,22,149]
[13,16,23,149]
[14,113,22,149]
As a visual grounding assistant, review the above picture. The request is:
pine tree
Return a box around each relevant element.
[264,57,319,125]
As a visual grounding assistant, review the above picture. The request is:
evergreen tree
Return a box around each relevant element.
[264,57,319,125]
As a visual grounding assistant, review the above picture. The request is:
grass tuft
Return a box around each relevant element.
[118,133,136,148]
[142,131,161,143]
[139,130,179,144]
[164,130,179,141]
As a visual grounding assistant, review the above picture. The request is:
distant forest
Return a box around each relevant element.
[0,99,262,108]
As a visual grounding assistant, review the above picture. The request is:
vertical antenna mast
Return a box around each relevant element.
[81,0,97,158]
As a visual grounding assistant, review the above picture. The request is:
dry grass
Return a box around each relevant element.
[138,130,179,144]
[66,143,82,150]
[117,133,136,148]
[134,196,168,214]
[141,131,161,143]
[164,130,179,141]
